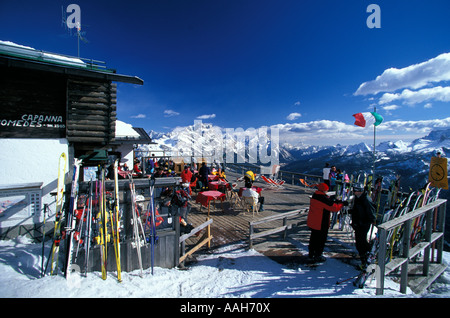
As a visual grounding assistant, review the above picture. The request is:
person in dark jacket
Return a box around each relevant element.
[350,183,376,266]
[307,183,346,263]
[199,162,211,190]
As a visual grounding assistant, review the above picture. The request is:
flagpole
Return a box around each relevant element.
[373,106,376,184]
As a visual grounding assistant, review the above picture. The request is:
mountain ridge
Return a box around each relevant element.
[142,125,449,191]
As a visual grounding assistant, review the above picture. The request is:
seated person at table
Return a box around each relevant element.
[199,162,211,190]
[133,159,143,177]
[244,171,255,188]
[215,168,227,181]
[242,187,265,211]
[243,171,264,211]
[190,173,199,192]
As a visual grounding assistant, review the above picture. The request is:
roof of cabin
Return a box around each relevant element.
[0,40,143,85]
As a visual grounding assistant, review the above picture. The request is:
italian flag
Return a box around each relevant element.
[352,111,383,127]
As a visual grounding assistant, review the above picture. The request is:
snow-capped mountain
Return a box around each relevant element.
[139,122,279,164]
[142,125,449,191]
[282,128,449,190]
[144,124,448,175]
[141,125,450,249]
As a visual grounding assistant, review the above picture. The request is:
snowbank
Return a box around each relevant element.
[0,236,449,299]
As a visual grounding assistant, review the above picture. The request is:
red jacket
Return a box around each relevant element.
[181,169,193,184]
[307,190,343,231]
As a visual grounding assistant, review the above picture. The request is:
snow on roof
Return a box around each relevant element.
[115,120,141,138]
[0,40,86,68]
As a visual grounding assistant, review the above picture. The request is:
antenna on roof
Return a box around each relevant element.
[62,4,88,57]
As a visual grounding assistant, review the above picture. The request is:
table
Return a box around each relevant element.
[196,190,226,217]
[208,174,219,181]
[118,170,129,178]
[208,181,231,192]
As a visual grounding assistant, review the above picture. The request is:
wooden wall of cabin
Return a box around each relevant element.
[67,78,117,148]
[0,67,117,142]
[0,67,66,138]
[0,66,118,158]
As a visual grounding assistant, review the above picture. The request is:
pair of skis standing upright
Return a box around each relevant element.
[44,155,126,282]
[129,175,158,277]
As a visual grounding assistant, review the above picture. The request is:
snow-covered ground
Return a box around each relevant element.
[0,236,449,299]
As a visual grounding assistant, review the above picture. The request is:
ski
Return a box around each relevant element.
[148,178,157,275]
[353,265,376,288]
[49,152,68,276]
[99,165,108,280]
[372,177,383,222]
[129,174,145,277]
[84,180,93,276]
[73,189,90,264]
[353,229,379,288]
[64,158,82,279]
[112,159,122,282]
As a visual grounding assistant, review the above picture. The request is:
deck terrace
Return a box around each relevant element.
[184,171,357,266]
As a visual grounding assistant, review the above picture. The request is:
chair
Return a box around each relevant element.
[242,195,259,217]
[229,183,244,209]
[241,188,260,217]
[299,178,318,188]
[261,175,284,189]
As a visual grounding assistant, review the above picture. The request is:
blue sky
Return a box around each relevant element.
[1,0,450,146]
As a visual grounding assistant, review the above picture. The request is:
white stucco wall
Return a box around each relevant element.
[0,138,69,226]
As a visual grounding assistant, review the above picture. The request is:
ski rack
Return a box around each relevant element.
[73,176,184,273]
[376,198,447,295]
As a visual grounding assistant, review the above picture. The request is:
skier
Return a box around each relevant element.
[349,183,376,266]
[307,183,346,263]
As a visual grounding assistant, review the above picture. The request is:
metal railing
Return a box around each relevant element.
[0,41,110,72]
[225,163,322,187]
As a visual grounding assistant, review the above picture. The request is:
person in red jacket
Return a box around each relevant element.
[180,165,193,194]
[307,183,347,263]
[180,165,193,184]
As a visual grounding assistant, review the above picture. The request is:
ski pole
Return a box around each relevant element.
[41,204,48,277]
[336,273,360,285]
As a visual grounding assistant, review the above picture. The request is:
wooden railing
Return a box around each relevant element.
[376,199,447,295]
[248,209,307,248]
[179,218,213,265]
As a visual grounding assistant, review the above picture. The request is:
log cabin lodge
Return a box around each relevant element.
[0,41,150,235]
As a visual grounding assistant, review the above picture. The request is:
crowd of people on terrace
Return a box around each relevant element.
[322,162,350,191]
[118,156,228,190]
[117,157,377,267]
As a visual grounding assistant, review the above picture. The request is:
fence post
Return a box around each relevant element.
[249,223,254,249]
[423,208,433,276]
[400,219,412,294]
[436,202,446,264]
[377,228,387,295]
